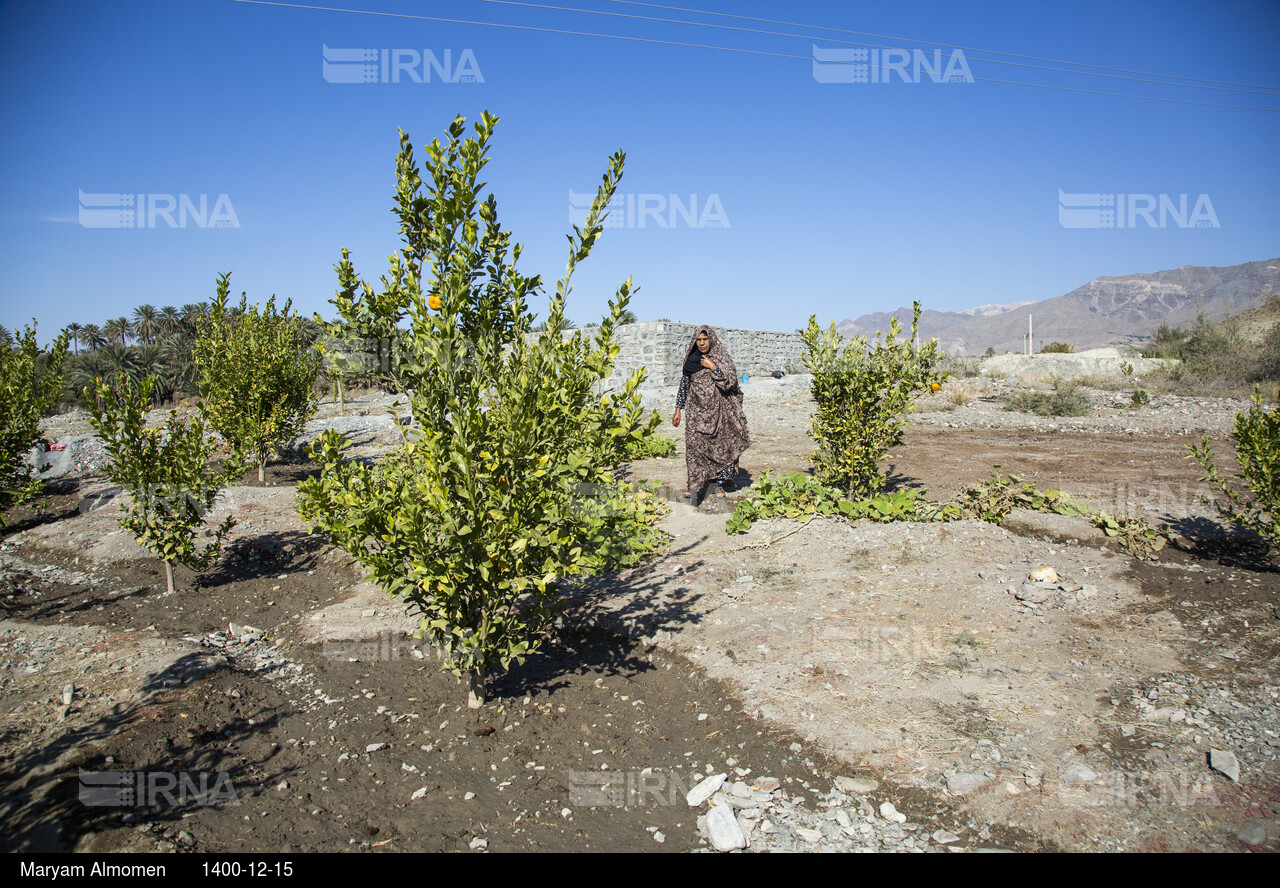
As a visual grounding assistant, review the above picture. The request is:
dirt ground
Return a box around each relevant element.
[1,377,1277,853]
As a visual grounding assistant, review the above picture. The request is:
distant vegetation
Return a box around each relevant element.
[1139,298,1280,397]
[1041,341,1074,354]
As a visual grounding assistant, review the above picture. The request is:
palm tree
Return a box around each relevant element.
[159,305,182,338]
[0,325,11,347]
[66,322,83,354]
[81,323,106,351]
[133,304,159,344]
[103,317,133,347]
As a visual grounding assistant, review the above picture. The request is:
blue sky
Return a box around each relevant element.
[2,0,1278,341]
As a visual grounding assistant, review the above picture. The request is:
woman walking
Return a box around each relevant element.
[672,326,750,504]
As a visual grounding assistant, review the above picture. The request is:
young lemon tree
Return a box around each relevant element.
[0,324,69,524]
[803,302,946,497]
[1188,385,1280,551]
[87,377,239,593]
[195,275,321,483]
[298,112,664,708]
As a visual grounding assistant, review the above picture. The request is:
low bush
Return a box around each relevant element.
[1187,385,1280,551]
[1004,378,1091,417]
[1041,341,1074,354]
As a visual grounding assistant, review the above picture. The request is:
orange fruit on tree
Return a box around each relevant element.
[428,294,442,311]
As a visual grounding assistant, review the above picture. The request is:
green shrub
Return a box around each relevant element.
[1141,323,1188,359]
[802,302,946,498]
[298,113,666,708]
[1041,341,1074,354]
[195,275,321,483]
[1131,389,1150,408]
[725,470,958,534]
[0,324,68,525]
[87,377,238,592]
[1188,385,1280,551]
[1004,378,1091,417]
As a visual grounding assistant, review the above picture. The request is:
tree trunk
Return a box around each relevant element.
[258,459,266,484]
[467,666,486,709]
[164,560,174,594]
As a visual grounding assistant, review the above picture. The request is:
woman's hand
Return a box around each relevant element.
[672,408,681,428]
[700,356,716,371]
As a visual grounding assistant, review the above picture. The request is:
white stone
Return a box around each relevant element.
[686,773,727,807]
[1061,763,1099,784]
[1209,748,1241,782]
[704,803,747,851]
[795,827,824,843]
[834,775,878,795]
[879,802,907,823]
[1029,566,1058,583]
[411,787,427,800]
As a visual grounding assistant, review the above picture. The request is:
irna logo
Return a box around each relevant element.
[322,46,483,84]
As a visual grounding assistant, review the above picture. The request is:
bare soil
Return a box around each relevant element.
[2,379,1277,853]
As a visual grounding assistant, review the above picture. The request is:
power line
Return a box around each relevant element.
[228,0,1280,111]
[604,0,1280,94]
[477,0,1280,96]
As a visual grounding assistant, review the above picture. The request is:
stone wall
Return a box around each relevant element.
[574,322,807,390]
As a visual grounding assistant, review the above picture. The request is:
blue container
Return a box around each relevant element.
[741,373,748,384]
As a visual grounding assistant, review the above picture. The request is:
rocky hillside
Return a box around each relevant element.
[839,258,1280,355]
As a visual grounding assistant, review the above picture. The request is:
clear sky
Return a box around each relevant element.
[2,0,1278,341]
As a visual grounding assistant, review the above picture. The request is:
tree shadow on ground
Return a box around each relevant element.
[0,653,283,852]
[487,540,710,704]
[1165,516,1277,573]
[197,530,328,587]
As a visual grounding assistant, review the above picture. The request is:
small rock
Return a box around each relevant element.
[1209,748,1240,782]
[361,609,376,618]
[365,742,386,753]
[1120,725,1136,737]
[1016,582,1053,604]
[788,742,802,753]
[879,802,907,823]
[946,772,989,794]
[834,775,878,795]
[176,830,194,847]
[753,776,781,793]
[464,792,475,800]
[468,837,487,851]
[730,781,752,799]
[1061,764,1099,784]
[686,773,727,807]
[1029,566,1058,583]
[275,780,289,791]
[932,829,961,845]
[411,787,427,800]
[62,684,74,705]
[1238,823,1267,845]
[704,803,747,851]
[795,827,823,843]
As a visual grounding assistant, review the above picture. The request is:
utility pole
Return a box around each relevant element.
[1027,314,1033,356]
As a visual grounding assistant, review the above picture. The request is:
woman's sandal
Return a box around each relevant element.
[714,484,726,499]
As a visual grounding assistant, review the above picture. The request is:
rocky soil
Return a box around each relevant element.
[2,371,1277,853]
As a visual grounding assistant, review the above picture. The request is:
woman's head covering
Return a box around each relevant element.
[683,325,729,376]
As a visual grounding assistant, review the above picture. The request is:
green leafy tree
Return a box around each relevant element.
[299,112,664,708]
[195,274,321,483]
[1188,385,1280,551]
[0,324,69,525]
[802,302,946,497]
[87,377,238,592]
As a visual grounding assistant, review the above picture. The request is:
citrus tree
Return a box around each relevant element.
[0,324,69,525]
[298,112,664,708]
[195,275,321,483]
[802,302,946,497]
[1188,385,1280,551]
[87,377,239,593]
